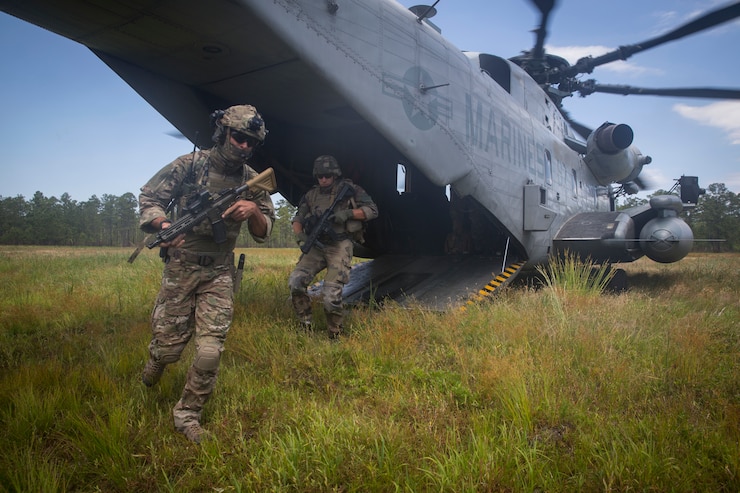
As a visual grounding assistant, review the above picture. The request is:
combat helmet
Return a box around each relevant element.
[313,155,342,178]
[211,104,268,144]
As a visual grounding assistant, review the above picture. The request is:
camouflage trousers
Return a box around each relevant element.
[288,238,353,330]
[147,253,235,429]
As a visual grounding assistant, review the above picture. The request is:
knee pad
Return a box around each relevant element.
[159,352,182,365]
[150,339,184,364]
[193,344,222,372]
[288,273,310,294]
[322,281,344,314]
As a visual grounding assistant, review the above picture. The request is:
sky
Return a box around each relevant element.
[1,0,739,203]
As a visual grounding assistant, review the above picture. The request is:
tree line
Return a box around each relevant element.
[0,191,297,248]
[1,183,738,251]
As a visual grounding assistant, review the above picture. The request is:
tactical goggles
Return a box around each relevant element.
[229,129,260,147]
[316,174,334,180]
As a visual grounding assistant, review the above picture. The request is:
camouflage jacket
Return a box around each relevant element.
[139,149,275,252]
[292,179,378,240]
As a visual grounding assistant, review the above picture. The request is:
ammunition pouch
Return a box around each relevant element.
[346,219,362,233]
[303,216,318,235]
[318,231,349,244]
[346,219,365,243]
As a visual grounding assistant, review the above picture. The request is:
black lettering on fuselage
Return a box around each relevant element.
[500,118,512,164]
[465,95,542,175]
[486,106,498,157]
[465,94,483,149]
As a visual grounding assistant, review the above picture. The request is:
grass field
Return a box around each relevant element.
[0,247,738,492]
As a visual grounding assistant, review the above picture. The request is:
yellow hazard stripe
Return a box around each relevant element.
[460,262,525,311]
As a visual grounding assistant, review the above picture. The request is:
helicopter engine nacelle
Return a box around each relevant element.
[584,122,651,187]
[639,195,694,263]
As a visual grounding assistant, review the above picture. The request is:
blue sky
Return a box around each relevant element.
[1,0,739,202]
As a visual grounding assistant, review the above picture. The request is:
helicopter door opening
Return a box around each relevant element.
[393,163,515,258]
[392,162,450,254]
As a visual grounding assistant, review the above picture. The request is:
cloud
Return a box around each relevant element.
[650,3,740,37]
[673,101,740,145]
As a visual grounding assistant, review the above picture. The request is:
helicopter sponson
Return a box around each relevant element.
[553,194,693,265]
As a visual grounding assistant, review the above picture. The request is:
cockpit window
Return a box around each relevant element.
[478,54,511,93]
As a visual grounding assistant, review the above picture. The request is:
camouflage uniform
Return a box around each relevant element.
[288,156,378,338]
[139,105,275,442]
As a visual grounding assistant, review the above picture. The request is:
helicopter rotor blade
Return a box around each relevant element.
[632,174,657,191]
[559,107,593,140]
[574,82,740,100]
[560,1,740,78]
[165,130,188,139]
[529,0,556,60]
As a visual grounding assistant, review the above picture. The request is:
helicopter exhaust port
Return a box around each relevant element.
[584,122,651,188]
[594,123,633,154]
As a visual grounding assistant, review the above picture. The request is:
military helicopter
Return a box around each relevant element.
[2,0,738,308]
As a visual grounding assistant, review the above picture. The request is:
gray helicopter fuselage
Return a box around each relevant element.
[0,0,698,308]
[247,0,617,263]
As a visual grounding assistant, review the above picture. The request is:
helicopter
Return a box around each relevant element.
[2,0,738,309]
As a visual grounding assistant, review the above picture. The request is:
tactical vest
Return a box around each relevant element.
[176,151,247,251]
[305,180,365,243]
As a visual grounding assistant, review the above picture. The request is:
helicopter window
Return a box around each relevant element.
[478,54,511,93]
[397,164,406,194]
[545,150,552,186]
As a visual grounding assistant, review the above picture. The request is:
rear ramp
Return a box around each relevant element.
[309,255,526,310]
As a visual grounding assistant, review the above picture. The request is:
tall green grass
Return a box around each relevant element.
[0,247,738,492]
[535,251,617,329]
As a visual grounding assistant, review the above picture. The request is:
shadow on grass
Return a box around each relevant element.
[622,271,684,293]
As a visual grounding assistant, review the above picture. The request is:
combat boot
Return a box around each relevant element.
[326,312,343,340]
[177,422,210,444]
[299,315,313,332]
[141,358,166,387]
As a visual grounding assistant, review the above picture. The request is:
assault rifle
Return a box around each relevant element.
[301,181,354,254]
[146,167,277,251]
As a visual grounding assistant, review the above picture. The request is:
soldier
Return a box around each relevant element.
[288,155,378,339]
[138,105,275,443]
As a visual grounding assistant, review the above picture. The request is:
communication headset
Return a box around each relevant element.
[209,109,227,144]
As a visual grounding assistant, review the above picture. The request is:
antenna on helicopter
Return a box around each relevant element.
[409,2,442,33]
[410,1,440,23]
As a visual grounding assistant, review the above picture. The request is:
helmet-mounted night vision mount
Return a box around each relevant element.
[210,105,268,144]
